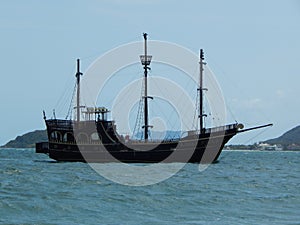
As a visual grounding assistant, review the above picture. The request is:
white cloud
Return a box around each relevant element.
[276,89,285,99]
[245,98,263,109]
[102,0,161,5]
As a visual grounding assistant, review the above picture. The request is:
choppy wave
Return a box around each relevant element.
[0,149,299,225]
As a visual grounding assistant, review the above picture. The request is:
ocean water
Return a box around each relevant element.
[0,149,299,225]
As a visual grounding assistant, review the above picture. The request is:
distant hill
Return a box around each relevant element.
[1,130,182,148]
[1,130,47,148]
[265,125,300,146]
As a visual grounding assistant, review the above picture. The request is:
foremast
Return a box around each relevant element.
[75,59,83,122]
[140,33,153,141]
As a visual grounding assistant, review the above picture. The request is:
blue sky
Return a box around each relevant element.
[0,0,299,145]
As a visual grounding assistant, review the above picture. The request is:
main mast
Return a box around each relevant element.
[199,49,207,134]
[140,33,153,141]
[75,59,83,122]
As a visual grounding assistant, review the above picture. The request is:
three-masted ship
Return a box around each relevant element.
[36,34,271,163]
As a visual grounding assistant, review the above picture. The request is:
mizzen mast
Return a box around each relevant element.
[140,33,153,141]
[199,49,207,134]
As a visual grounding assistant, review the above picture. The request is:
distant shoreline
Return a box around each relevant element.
[1,147,299,152]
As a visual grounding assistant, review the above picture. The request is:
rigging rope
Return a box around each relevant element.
[65,82,77,119]
[132,79,145,140]
[192,89,199,131]
[242,126,272,145]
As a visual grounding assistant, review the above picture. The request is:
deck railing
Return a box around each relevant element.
[46,119,74,128]
[204,123,238,134]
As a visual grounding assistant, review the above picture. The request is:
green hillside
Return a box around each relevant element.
[1,130,48,148]
[266,125,300,145]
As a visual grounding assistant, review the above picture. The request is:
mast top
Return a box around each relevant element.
[140,33,152,66]
[76,58,83,78]
[143,33,148,40]
[200,49,204,60]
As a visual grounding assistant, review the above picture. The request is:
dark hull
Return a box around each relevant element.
[36,129,237,164]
